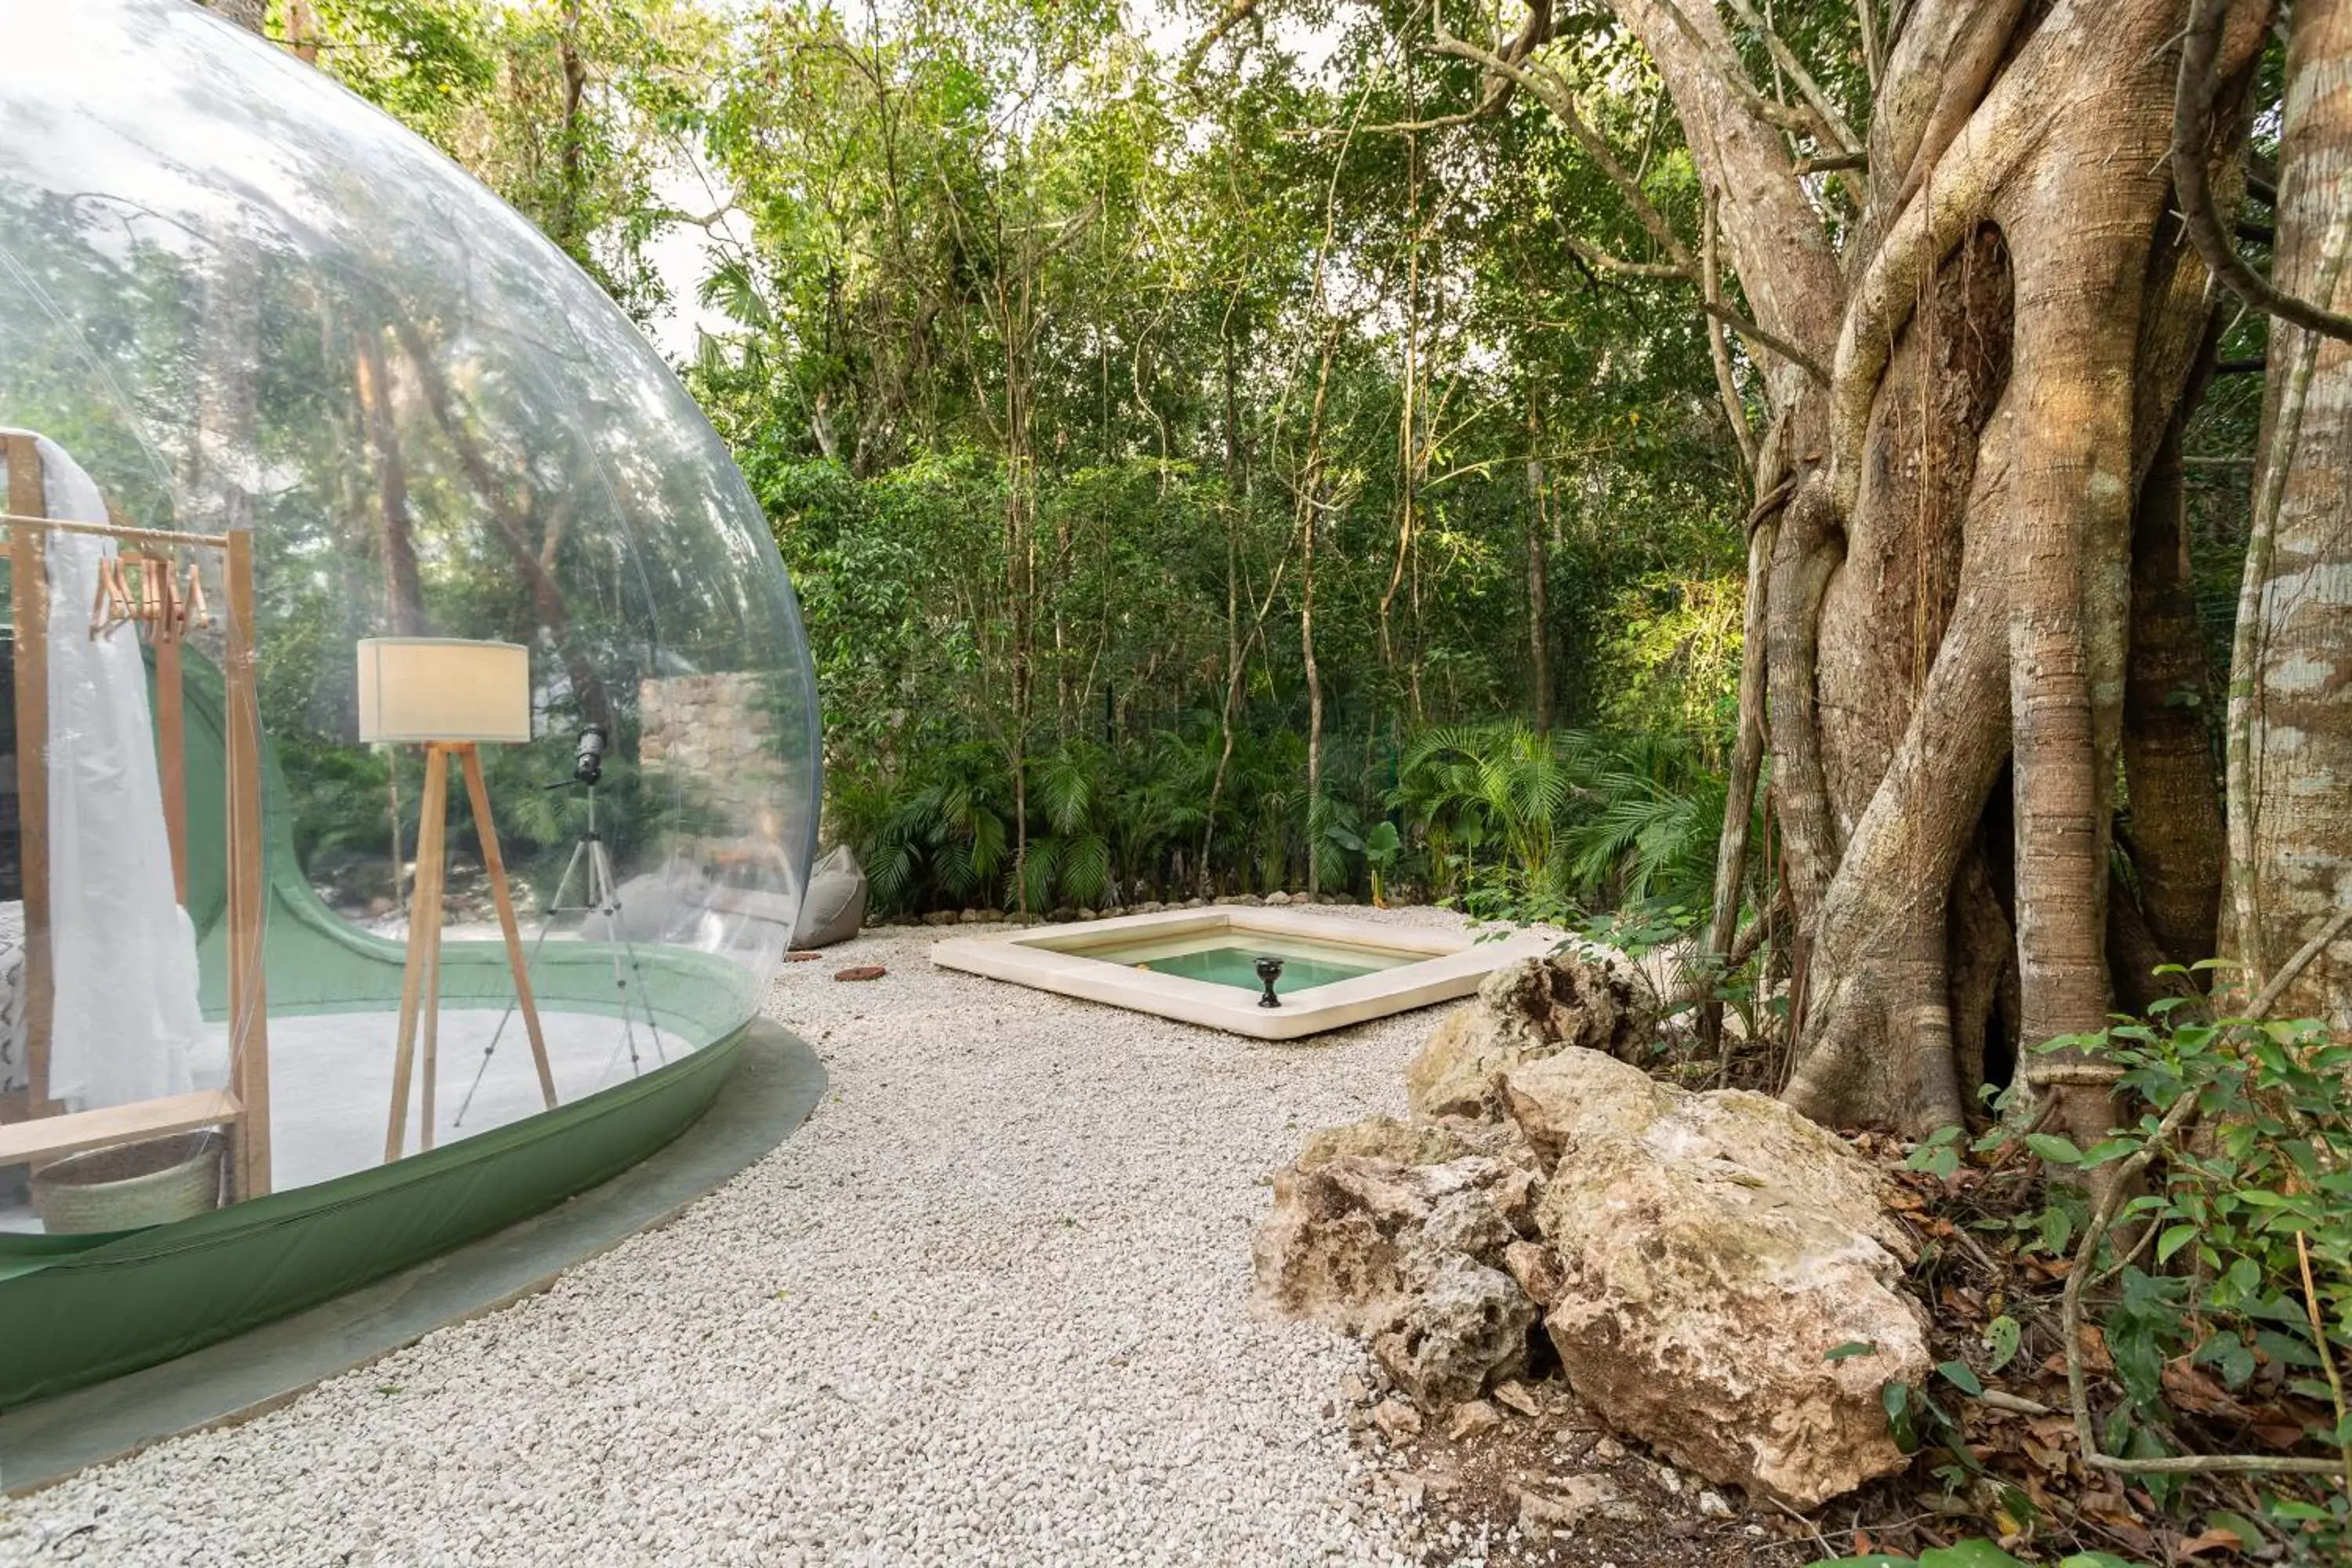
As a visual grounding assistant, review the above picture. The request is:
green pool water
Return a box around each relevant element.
[1138,945,1377,992]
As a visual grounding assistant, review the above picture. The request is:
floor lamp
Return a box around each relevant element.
[358,637,557,1161]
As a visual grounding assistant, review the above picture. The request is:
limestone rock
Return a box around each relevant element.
[1372,1398,1422,1444]
[1501,1240,1565,1307]
[1504,1048,1928,1508]
[1250,1152,1536,1347]
[1368,1253,1535,1407]
[1497,1047,1679,1170]
[1297,1115,1472,1170]
[1515,1475,1618,1541]
[1417,1191,1515,1266]
[1404,948,1650,1119]
[1491,1379,1542,1417]
[1503,1050,1909,1256]
[1445,1399,1501,1440]
[1251,1162,1414,1338]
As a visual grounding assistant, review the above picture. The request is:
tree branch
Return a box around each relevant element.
[1701,299,1830,385]
[1432,13,1827,389]
[1181,0,1261,81]
[1558,231,1686,278]
[1719,0,1863,154]
[1431,28,1697,274]
[1704,190,1759,477]
[1367,0,1552,134]
[1648,0,1845,147]
[2249,906,2352,1020]
[1556,232,1830,384]
[2174,0,2352,343]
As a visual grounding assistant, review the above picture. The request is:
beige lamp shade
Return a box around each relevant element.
[356,637,532,744]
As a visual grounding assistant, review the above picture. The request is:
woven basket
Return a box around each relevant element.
[31,1129,225,1233]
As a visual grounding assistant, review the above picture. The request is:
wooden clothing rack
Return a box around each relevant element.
[0,433,272,1199]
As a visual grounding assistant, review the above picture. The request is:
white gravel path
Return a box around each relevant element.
[0,906,1513,1567]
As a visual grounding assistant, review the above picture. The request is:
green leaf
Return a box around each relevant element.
[2154,1222,2199,1262]
[1908,1144,1961,1179]
[1824,1340,1881,1363]
[1882,1381,1918,1452]
[1918,1544,2032,1567]
[2201,1512,2266,1549]
[2268,1498,2330,1522]
[1984,1315,2021,1372]
[1936,1359,1984,1397]
[2024,1133,2084,1165]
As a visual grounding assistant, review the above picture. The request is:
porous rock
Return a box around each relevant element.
[1515,1475,1617,1541]
[1251,1149,1540,1403]
[1403,948,1649,1119]
[1372,1398,1422,1444]
[1368,1252,1535,1408]
[1296,1114,1472,1170]
[1501,1240,1564,1307]
[1444,1399,1501,1441]
[1501,1047,1927,1508]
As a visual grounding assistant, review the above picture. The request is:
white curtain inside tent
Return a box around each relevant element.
[3,431,205,1109]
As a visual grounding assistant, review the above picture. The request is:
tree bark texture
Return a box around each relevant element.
[1591,0,2267,1131]
[2233,0,2352,1027]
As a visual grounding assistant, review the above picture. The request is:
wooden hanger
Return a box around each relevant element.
[89,552,212,643]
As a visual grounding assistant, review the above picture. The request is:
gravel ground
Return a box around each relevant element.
[0,906,1515,1567]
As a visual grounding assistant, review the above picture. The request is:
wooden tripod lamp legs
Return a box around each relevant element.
[384,742,557,1163]
[461,746,557,1110]
[385,746,445,1163]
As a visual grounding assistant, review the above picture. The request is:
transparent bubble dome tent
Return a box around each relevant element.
[0,1,819,1405]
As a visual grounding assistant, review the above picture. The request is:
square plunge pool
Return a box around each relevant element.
[929,906,1555,1039]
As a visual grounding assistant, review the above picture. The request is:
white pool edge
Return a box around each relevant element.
[929,906,1559,1039]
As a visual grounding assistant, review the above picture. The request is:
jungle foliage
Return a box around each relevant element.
[287,0,1750,919]
[281,0,2352,1559]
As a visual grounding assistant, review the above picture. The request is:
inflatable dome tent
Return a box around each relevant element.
[0,0,821,1405]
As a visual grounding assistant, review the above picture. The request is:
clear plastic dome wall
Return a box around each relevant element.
[0,0,820,1237]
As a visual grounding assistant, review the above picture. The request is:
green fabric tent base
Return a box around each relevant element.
[0,648,789,1411]
[0,1020,822,1493]
[0,1022,744,1411]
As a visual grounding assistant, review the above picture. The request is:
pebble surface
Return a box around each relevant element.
[0,906,1504,1566]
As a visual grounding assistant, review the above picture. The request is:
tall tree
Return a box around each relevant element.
[1254,0,2303,1136]
[2227,0,2352,1026]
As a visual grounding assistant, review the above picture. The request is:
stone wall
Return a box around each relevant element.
[636,672,796,838]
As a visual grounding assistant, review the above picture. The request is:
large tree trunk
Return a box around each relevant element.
[1581,0,2264,1132]
[352,328,425,635]
[2231,0,2352,1025]
[2120,386,2225,979]
[1299,328,1338,897]
[1525,386,1553,731]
